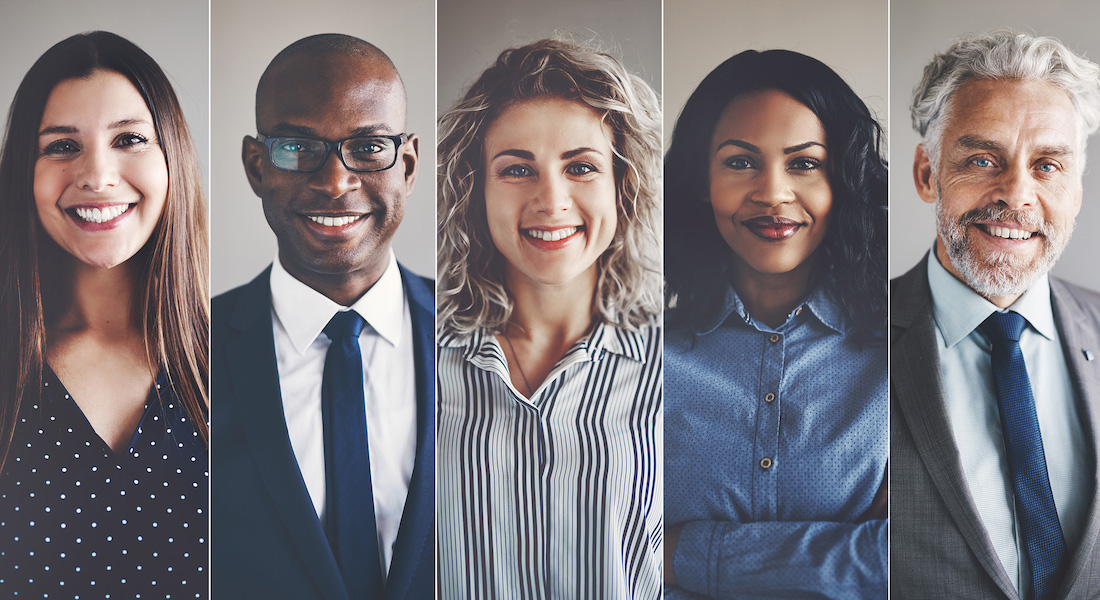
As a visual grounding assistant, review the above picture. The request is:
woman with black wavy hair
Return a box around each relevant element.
[663,49,888,598]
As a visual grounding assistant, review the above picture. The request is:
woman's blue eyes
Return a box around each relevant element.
[501,164,533,177]
[499,163,598,177]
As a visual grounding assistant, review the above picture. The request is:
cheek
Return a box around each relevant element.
[132,154,169,216]
[33,163,68,218]
[482,184,515,250]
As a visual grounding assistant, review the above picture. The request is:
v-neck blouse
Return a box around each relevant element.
[0,367,208,597]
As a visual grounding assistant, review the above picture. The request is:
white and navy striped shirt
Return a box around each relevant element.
[437,321,663,599]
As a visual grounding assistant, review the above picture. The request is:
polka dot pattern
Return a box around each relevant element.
[0,368,208,597]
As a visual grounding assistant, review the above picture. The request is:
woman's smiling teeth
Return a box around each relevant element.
[523,226,580,241]
[73,204,131,223]
[982,224,1034,240]
[307,215,363,227]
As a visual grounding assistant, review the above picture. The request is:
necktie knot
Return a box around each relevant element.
[324,311,366,340]
[980,310,1026,344]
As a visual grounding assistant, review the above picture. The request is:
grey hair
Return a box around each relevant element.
[437,37,662,337]
[911,28,1100,168]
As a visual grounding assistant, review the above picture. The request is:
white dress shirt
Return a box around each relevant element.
[928,253,1088,599]
[269,252,417,580]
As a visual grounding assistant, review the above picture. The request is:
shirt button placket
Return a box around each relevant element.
[752,331,783,521]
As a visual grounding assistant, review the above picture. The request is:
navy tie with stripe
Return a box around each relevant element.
[980,311,1065,600]
[322,311,383,598]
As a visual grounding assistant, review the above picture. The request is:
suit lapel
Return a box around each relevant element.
[225,269,349,600]
[892,256,1019,598]
[1050,280,1100,598]
[385,266,436,599]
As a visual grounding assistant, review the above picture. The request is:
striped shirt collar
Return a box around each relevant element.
[439,320,652,364]
[697,282,845,336]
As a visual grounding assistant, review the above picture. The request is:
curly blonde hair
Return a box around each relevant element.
[438,38,661,336]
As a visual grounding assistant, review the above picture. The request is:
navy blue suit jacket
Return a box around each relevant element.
[210,264,435,600]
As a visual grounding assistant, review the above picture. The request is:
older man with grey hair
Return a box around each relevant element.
[892,29,1100,600]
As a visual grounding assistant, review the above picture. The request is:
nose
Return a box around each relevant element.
[750,164,796,206]
[996,163,1036,210]
[307,150,362,198]
[76,145,120,192]
[533,172,570,214]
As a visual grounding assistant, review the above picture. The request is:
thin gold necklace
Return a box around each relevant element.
[502,333,533,396]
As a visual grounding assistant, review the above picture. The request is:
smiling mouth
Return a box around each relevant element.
[69,204,135,224]
[304,214,367,227]
[976,223,1037,240]
[742,216,803,241]
[522,226,583,242]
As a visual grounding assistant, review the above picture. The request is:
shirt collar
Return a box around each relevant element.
[441,320,651,364]
[926,248,1055,347]
[697,281,845,336]
[270,251,405,355]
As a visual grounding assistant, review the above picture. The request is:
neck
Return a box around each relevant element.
[732,254,817,329]
[50,255,141,338]
[503,266,596,345]
[280,251,389,307]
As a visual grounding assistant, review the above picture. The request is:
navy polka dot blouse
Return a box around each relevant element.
[0,367,208,598]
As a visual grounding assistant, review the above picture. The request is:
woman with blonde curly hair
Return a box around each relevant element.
[436,38,662,598]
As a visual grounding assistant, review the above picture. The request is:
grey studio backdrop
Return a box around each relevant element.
[891,0,1100,290]
[664,0,887,153]
[0,0,209,206]
[211,0,436,295]
[437,0,661,132]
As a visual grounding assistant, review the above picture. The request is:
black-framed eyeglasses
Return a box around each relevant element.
[256,133,408,173]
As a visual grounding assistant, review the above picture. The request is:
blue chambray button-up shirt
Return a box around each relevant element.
[665,283,888,599]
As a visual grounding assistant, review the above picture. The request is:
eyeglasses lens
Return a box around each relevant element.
[269,137,398,172]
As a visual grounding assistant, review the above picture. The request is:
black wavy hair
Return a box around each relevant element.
[664,49,887,342]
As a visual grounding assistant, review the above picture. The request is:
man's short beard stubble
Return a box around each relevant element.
[934,189,1074,298]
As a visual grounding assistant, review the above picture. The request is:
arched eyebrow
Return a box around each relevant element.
[955,135,1074,159]
[39,125,77,136]
[491,149,535,161]
[39,118,153,137]
[715,139,826,154]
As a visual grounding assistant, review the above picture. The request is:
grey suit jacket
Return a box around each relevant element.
[891,254,1100,599]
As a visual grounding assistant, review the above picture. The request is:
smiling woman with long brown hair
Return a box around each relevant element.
[0,31,209,596]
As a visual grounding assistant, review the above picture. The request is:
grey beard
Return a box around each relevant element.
[935,199,1073,297]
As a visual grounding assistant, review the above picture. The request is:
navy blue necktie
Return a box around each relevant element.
[322,311,383,598]
[980,311,1065,600]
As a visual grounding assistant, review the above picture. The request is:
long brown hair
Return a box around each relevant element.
[0,31,209,470]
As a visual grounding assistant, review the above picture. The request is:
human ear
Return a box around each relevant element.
[913,144,937,205]
[242,135,265,197]
[401,133,420,196]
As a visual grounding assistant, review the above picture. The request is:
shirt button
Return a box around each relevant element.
[760,457,773,469]
[769,334,780,343]
[765,392,776,403]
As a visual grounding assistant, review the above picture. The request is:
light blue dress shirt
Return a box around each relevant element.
[927,253,1089,599]
[665,283,887,599]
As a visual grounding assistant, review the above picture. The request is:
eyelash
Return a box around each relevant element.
[968,156,1061,173]
[40,133,151,157]
[497,162,599,178]
[722,156,822,171]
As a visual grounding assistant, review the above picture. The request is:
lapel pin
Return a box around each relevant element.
[1085,350,1095,361]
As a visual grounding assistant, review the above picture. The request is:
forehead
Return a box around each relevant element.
[484,97,612,154]
[941,78,1080,153]
[712,90,825,148]
[41,70,151,127]
[257,54,406,137]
